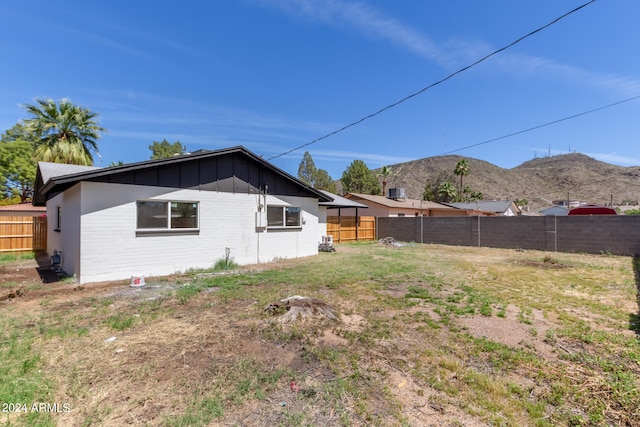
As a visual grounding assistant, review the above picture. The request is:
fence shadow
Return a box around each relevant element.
[631,256,640,336]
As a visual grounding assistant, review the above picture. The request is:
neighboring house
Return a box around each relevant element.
[446,200,521,216]
[539,205,569,216]
[33,146,332,284]
[341,192,474,217]
[0,203,46,217]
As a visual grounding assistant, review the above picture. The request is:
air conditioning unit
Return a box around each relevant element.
[388,188,406,200]
[319,235,335,252]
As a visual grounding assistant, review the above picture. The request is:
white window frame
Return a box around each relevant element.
[136,200,199,234]
[267,205,302,228]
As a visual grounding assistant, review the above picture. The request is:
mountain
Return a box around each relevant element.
[372,153,640,212]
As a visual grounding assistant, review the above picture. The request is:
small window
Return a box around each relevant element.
[267,205,302,228]
[137,200,199,230]
[55,205,62,231]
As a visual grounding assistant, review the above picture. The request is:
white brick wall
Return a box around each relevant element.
[61,182,324,283]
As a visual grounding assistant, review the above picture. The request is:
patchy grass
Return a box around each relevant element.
[0,243,638,426]
[0,252,34,265]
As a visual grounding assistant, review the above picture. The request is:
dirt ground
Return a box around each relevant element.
[1,248,638,426]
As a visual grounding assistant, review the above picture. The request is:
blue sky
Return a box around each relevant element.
[1,0,639,179]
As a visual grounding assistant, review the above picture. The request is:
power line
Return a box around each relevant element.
[443,94,640,155]
[267,0,596,161]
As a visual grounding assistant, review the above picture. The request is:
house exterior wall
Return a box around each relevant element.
[59,181,323,284]
[46,184,82,278]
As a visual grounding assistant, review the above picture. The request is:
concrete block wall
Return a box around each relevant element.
[377,215,640,256]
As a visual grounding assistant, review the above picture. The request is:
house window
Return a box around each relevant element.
[55,205,62,232]
[267,205,301,228]
[137,200,199,230]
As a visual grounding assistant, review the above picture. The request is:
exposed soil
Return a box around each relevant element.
[1,247,638,426]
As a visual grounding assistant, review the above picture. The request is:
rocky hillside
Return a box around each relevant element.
[373,153,640,212]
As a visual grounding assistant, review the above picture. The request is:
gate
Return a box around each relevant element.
[326,216,375,243]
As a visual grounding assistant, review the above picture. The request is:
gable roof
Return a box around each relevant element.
[446,200,519,214]
[344,193,453,210]
[34,146,332,206]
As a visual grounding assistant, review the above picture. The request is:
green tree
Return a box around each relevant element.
[378,165,392,197]
[313,168,337,193]
[461,186,483,202]
[341,160,381,195]
[423,171,452,202]
[149,140,186,159]
[296,151,336,192]
[454,158,470,196]
[0,140,36,202]
[23,98,105,166]
[297,151,316,186]
[0,124,37,203]
[437,181,457,203]
[515,198,528,208]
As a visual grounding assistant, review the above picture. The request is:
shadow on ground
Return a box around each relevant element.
[631,256,640,335]
[35,252,68,284]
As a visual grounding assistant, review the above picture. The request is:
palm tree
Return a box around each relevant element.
[23,98,105,166]
[437,181,457,203]
[454,158,470,196]
[378,165,392,197]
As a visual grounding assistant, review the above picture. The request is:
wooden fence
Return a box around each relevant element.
[326,216,375,243]
[0,216,47,253]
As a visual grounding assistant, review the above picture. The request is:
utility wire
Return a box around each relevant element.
[443,94,640,155]
[267,0,596,161]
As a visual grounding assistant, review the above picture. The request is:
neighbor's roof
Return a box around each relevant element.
[344,193,453,210]
[0,203,46,212]
[318,191,368,209]
[446,200,518,214]
[33,146,332,205]
[539,205,569,216]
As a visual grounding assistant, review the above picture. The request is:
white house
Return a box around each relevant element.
[33,146,333,284]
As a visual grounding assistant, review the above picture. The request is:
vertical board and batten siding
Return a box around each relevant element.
[326,216,375,243]
[0,216,47,252]
[68,181,323,284]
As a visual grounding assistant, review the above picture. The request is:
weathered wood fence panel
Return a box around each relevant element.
[0,216,47,253]
[327,216,375,243]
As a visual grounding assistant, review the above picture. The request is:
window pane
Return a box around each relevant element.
[285,207,301,227]
[267,206,283,226]
[171,202,198,228]
[137,201,167,228]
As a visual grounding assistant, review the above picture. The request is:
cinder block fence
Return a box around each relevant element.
[377,215,640,256]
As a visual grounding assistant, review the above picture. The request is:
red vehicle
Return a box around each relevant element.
[567,205,617,215]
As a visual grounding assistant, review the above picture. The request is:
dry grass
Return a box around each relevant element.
[1,243,639,426]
